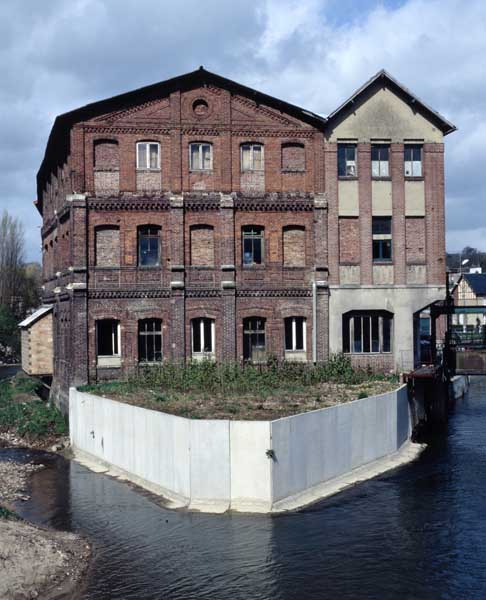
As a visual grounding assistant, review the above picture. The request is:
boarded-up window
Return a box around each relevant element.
[339,218,360,264]
[282,143,305,171]
[95,226,120,267]
[94,140,119,169]
[190,225,214,266]
[405,217,426,263]
[283,226,306,267]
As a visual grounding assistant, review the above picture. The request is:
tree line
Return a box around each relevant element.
[0,210,42,363]
[446,246,486,273]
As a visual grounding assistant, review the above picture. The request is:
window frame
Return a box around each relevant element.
[243,317,266,362]
[242,225,265,267]
[240,143,264,172]
[284,317,307,352]
[136,142,160,170]
[343,311,393,354]
[372,217,393,263]
[137,225,161,268]
[404,144,422,177]
[371,144,390,178]
[138,318,163,363]
[189,142,213,171]
[338,143,357,178]
[191,317,215,358]
[96,319,121,367]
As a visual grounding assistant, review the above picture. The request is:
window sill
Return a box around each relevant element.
[97,357,121,368]
[94,167,119,173]
[283,266,306,270]
[241,169,264,173]
[338,176,358,181]
[137,265,161,270]
[136,168,161,172]
[404,176,424,181]
[242,264,265,270]
[281,169,305,174]
[188,265,215,271]
[373,261,394,265]
[189,169,213,174]
[138,361,163,366]
[371,177,391,181]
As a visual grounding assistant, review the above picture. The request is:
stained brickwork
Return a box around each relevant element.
[339,217,360,264]
[405,217,426,264]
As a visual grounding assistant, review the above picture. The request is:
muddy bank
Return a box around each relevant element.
[0,456,90,600]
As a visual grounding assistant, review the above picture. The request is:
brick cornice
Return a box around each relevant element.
[88,289,171,299]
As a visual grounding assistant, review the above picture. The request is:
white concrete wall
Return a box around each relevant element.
[70,384,412,513]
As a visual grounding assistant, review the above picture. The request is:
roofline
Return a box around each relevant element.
[36,67,326,211]
[327,69,457,136]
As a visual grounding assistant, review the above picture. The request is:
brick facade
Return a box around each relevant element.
[36,68,454,406]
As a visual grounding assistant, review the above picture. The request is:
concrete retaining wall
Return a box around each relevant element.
[70,384,415,513]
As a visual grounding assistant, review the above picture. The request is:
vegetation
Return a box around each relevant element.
[0,507,19,520]
[0,373,67,438]
[80,355,399,420]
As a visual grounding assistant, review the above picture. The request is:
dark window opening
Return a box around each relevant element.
[96,319,119,357]
[338,144,357,177]
[372,217,392,262]
[242,226,264,266]
[285,317,306,351]
[138,319,162,363]
[343,312,393,354]
[243,317,266,362]
[191,318,214,354]
[138,226,160,267]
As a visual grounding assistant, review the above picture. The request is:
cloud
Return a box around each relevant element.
[0,0,484,260]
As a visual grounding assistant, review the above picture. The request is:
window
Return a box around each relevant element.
[138,226,160,267]
[343,312,393,354]
[371,144,389,177]
[241,143,264,171]
[285,317,306,352]
[138,319,162,363]
[372,217,392,262]
[338,144,357,177]
[94,140,119,169]
[190,225,214,267]
[283,226,306,267]
[190,143,212,171]
[281,143,305,171]
[242,226,264,266]
[191,318,215,358]
[95,226,120,267]
[243,317,266,362]
[404,145,422,177]
[136,142,160,170]
[96,319,121,366]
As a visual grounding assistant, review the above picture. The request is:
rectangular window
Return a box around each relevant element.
[285,317,306,352]
[96,319,121,366]
[190,143,212,171]
[404,145,422,177]
[191,318,215,357]
[343,313,393,354]
[138,319,162,363]
[338,144,357,177]
[243,318,266,362]
[371,144,389,177]
[372,217,392,262]
[138,226,160,267]
[137,142,160,170]
[241,144,264,171]
[242,226,264,266]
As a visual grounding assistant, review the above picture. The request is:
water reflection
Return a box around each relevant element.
[3,379,486,599]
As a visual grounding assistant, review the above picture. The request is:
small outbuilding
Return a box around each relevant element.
[18,305,53,376]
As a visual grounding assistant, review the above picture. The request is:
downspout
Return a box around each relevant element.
[312,280,317,363]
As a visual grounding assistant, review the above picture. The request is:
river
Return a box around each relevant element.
[3,377,486,599]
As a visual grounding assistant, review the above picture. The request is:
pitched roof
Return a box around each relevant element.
[36,66,326,207]
[464,274,486,296]
[326,69,456,136]
[18,305,53,329]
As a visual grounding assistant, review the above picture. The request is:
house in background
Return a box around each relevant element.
[32,67,455,411]
[452,273,486,332]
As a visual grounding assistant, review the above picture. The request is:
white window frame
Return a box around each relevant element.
[285,317,307,352]
[189,143,213,171]
[96,319,121,367]
[240,143,264,172]
[371,144,390,178]
[404,144,422,177]
[136,142,160,170]
[338,144,357,177]
[191,318,215,359]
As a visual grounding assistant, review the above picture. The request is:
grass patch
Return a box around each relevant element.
[0,506,19,520]
[80,354,399,421]
[0,373,67,438]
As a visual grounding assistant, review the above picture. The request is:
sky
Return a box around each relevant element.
[0,0,485,262]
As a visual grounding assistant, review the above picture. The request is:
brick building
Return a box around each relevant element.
[35,67,455,410]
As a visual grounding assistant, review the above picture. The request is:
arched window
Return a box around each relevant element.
[95,226,120,267]
[283,225,305,267]
[241,143,264,171]
[136,142,160,170]
[190,225,214,267]
[243,317,266,362]
[242,226,264,266]
[138,226,161,267]
[138,319,163,363]
[189,142,213,171]
[94,140,119,169]
[281,143,305,172]
[343,311,393,354]
[191,318,215,359]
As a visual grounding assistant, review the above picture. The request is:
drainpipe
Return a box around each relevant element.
[312,280,317,363]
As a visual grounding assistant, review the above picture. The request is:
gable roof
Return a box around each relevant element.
[326,69,456,137]
[464,274,486,296]
[36,66,326,209]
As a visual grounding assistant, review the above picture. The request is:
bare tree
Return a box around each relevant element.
[0,210,25,309]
